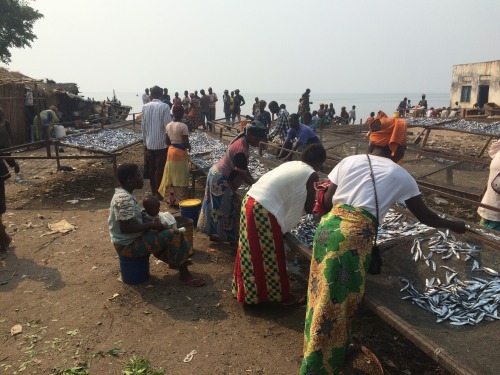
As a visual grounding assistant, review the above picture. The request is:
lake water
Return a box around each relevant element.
[84,91,451,123]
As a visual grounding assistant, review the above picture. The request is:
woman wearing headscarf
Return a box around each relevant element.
[158,105,191,206]
[187,93,201,129]
[233,144,326,306]
[198,121,268,242]
[300,116,465,375]
[477,140,500,231]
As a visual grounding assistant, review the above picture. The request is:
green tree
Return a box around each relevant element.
[0,0,43,64]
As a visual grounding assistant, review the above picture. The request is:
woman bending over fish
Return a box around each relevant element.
[300,111,465,375]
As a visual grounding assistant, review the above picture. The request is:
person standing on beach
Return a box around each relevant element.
[142,88,151,105]
[141,85,171,200]
[199,89,211,131]
[398,97,408,117]
[208,87,218,122]
[301,89,312,118]
[181,91,190,113]
[223,90,231,128]
[349,105,356,124]
[268,103,289,144]
[232,89,245,125]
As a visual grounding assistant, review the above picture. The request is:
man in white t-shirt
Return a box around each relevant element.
[142,88,151,105]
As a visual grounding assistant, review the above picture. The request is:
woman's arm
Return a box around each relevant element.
[405,195,465,233]
[304,172,320,214]
[165,132,172,146]
[322,182,338,212]
[119,219,164,234]
[182,134,191,151]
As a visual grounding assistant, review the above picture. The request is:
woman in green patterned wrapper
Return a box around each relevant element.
[300,116,465,374]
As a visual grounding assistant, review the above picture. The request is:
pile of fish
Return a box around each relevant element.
[290,215,318,248]
[378,210,433,244]
[442,119,500,135]
[401,229,500,325]
[406,118,446,126]
[290,208,432,249]
[61,129,142,152]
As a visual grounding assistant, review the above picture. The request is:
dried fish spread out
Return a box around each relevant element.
[442,119,500,135]
[406,118,445,126]
[61,129,143,152]
[401,230,500,326]
[290,208,432,249]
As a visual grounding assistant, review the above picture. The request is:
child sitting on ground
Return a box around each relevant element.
[142,195,178,229]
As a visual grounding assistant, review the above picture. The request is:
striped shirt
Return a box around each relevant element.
[141,99,171,150]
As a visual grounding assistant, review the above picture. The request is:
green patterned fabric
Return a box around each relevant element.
[301,204,376,375]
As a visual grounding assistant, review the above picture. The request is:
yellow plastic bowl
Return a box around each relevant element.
[179,198,202,207]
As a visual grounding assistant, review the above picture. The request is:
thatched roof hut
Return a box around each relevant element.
[0,67,80,145]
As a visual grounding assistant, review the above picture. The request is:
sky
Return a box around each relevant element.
[3,0,500,95]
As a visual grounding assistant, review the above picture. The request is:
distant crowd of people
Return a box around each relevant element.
[397,94,464,119]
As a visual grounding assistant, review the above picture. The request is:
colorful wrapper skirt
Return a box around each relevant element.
[301,204,377,375]
[480,218,500,231]
[232,195,291,304]
[197,166,237,241]
[158,146,190,204]
[114,229,190,267]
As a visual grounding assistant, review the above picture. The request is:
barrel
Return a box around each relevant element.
[54,125,66,138]
[175,216,194,257]
[118,255,150,284]
[179,199,202,227]
[393,111,400,118]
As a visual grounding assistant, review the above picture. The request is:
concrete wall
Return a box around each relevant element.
[450,60,500,108]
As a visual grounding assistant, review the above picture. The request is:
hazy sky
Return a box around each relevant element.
[3,0,500,95]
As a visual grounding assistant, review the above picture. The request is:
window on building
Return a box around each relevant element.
[460,86,471,102]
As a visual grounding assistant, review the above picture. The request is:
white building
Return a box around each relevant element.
[450,60,500,108]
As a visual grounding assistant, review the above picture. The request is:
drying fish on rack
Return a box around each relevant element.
[406,118,445,126]
[410,229,483,268]
[290,215,318,248]
[378,209,433,244]
[442,119,500,135]
[401,228,500,325]
[400,275,500,326]
[291,208,434,249]
[61,129,143,152]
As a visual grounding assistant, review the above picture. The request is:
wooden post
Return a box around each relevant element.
[477,136,493,158]
[54,141,61,169]
[421,128,431,148]
[112,155,119,187]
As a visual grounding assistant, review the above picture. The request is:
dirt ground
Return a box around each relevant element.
[0,140,472,374]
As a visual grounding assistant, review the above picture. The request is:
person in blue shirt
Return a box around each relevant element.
[278,113,321,161]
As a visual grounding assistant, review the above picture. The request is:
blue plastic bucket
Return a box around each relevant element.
[118,255,150,284]
[179,199,202,227]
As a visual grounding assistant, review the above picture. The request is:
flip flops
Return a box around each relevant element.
[182,278,206,287]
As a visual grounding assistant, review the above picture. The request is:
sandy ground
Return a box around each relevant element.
[0,141,459,374]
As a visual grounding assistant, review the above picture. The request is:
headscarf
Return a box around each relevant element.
[172,104,184,119]
[369,110,407,155]
[230,120,267,145]
[49,105,58,112]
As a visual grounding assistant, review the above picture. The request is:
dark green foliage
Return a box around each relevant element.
[0,0,43,63]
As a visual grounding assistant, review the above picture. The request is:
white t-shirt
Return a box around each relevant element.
[329,154,420,221]
[248,161,315,233]
[478,148,500,221]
